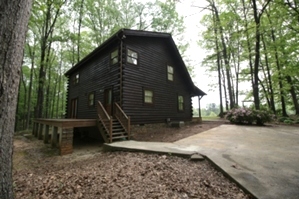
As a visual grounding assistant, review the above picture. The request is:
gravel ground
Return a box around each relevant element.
[13,121,253,199]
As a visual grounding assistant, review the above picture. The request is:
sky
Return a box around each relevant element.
[175,0,219,108]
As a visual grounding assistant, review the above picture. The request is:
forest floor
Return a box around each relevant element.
[13,120,254,199]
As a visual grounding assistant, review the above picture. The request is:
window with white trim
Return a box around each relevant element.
[144,89,153,104]
[178,95,184,111]
[73,73,79,85]
[110,49,118,65]
[88,92,95,106]
[167,65,174,81]
[127,49,138,65]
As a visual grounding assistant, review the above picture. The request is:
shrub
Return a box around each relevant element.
[225,107,255,124]
[284,119,294,124]
[278,117,289,122]
[254,109,274,125]
[226,107,274,125]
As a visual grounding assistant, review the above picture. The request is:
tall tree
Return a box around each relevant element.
[0,1,32,198]
[209,0,235,109]
[33,0,67,118]
[251,0,272,113]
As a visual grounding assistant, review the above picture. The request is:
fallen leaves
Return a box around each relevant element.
[13,151,252,199]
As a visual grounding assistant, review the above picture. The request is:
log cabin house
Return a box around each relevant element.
[64,28,206,143]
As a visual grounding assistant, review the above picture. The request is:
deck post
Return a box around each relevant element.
[128,116,131,139]
[32,122,36,135]
[43,125,50,144]
[59,127,74,155]
[51,126,58,147]
[38,123,44,140]
[34,122,39,137]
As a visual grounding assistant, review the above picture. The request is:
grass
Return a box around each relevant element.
[201,116,223,121]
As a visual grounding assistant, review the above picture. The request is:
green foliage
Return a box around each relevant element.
[209,111,217,117]
[199,0,299,115]
[283,119,294,124]
[226,107,274,125]
[200,103,220,117]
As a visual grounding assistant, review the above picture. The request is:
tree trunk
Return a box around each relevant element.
[286,76,299,115]
[252,0,261,111]
[241,0,254,90]
[21,68,28,129]
[261,33,276,113]
[44,40,53,118]
[0,1,32,198]
[251,0,272,124]
[270,29,288,117]
[221,59,229,111]
[26,44,35,129]
[259,62,271,109]
[258,77,271,109]
[35,0,65,118]
[77,0,85,62]
[211,1,234,109]
[212,11,224,117]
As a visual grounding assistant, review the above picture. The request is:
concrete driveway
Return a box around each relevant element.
[175,124,299,199]
[106,124,299,198]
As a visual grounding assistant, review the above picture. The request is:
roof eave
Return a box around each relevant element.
[64,29,124,76]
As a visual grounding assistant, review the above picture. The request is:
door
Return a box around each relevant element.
[70,98,78,118]
[104,88,112,115]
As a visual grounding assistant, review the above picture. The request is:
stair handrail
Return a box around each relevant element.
[114,102,130,139]
[97,101,112,142]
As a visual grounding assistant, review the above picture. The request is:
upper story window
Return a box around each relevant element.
[178,95,184,111]
[167,65,174,81]
[88,92,95,106]
[110,49,118,65]
[73,73,79,85]
[144,89,154,104]
[127,49,138,65]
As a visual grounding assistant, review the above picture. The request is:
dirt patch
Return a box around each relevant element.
[131,120,227,142]
[13,121,252,199]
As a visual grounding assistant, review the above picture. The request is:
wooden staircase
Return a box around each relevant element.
[97,101,130,143]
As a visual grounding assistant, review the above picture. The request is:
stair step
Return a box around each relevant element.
[113,128,125,132]
[112,132,127,136]
[112,136,128,140]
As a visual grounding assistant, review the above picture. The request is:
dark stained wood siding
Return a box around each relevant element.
[122,36,193,124]
[67,41,121,119]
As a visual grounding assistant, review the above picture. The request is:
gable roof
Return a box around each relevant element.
[65,28,206,97]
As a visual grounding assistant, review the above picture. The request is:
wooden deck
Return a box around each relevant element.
[32,119,97,155]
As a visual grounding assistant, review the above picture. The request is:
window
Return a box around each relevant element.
[73,73,79,85]
[110,49,118,65]
[88,92,95,106]
[70,98,78,118]
[167,65,174,81]
[178,95,184,111]
[144,89,153,104]
[127,49,138,65]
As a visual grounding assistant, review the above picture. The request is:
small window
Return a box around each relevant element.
[178,95,184,111]
[144,89,153,104]
[73,73,79,85]
[167,65,174,81]
[88,92,95,106]
[127,49,138,65]
[110,49,118,65]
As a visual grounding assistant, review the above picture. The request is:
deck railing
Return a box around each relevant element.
[97,101,112,143]
[114,102,130,139]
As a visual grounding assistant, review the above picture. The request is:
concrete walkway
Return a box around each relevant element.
[105,124,299,199]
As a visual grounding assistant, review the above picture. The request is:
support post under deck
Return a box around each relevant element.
[59,127,74,155]
[43,125,50,144]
